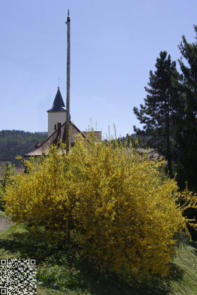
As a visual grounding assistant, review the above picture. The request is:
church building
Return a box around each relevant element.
[25,11,101,157]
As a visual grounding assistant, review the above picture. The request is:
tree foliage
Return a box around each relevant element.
[4,137,197,279]
[133,51,181,176]
[175,26,197,191]
[0,163,16,210]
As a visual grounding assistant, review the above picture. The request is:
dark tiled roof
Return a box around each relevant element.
[47,87,66,112]
[24,121,102,157]
[24,121,87,157]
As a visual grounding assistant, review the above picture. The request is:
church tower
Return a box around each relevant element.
[25,11,102,158]
[47,87,67,137]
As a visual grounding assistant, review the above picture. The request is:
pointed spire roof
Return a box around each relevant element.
[48,87,66,112]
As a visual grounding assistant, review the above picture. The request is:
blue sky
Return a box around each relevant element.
[0,0,197,138]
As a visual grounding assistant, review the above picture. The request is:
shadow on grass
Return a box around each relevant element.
[0,227,185,295]
[0,227,63,262]
[72,262,171,295]
[168,262,184,282]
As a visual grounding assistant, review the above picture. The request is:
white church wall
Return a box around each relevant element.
[48,111,67,137]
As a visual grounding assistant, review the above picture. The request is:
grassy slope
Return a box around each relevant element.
[170,241,197,295]
[0,223,196,295]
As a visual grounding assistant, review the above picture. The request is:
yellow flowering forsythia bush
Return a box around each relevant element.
[4,136,197,279]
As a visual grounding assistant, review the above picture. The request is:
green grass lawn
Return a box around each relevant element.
[0,222,196,295]
[170,240,197,295]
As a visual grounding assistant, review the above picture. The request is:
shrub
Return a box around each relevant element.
[0,163,15,210]
[4,136,197,279]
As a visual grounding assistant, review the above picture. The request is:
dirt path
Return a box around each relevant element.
[0,215,13,234]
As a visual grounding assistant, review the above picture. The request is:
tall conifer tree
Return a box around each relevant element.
[176,26,197,191]
[133,51,181,176]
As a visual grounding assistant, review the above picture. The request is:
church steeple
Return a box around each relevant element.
[47,87,67,137]
[48,87,65,112]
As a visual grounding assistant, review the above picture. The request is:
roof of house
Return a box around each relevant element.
[24,121,102,157]
[47,87,66,112]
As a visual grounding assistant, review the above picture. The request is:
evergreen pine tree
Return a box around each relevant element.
[176,26,197,191]
[133,51,181,176]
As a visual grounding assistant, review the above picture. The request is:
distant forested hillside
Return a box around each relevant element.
[0,130,47,166]
[0,130,151,167]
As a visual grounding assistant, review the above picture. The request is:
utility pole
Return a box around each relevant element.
[65,9,71,153]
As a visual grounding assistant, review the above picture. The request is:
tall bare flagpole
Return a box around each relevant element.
[65,9,71,153]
